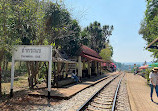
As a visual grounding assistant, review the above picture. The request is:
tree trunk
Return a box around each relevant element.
[0,65,2,97]
[44,62,48,88]
[2,55,5,70]
[30,62,35,89]
[27,62,31,89]
[5,61,8,71]
[27,61,40,89]
[0,50,4,97]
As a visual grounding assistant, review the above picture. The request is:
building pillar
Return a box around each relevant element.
[88,60,91,77]
[83,58,86,70]
[95,61,97,75]
[100,62,102,74]
[78,56,82,77]
[65,63,68,78]
[57,62,61,79]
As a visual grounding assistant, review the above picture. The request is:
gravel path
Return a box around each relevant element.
[35,75,118,111]
[115,74,131,111]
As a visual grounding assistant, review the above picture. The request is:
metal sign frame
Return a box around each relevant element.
[10,45,52,99]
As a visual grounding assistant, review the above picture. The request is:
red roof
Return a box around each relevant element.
[101,63,107,67]
[82,54,105,62]
[80,45,102,59]
[110,63,115,65]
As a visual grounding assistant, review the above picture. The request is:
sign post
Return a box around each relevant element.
[10,45,52,99]
[48,46,52,99]
[10,57,15,98]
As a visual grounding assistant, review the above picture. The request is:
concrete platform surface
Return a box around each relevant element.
[29,72,119,99]
[126,73,158,111]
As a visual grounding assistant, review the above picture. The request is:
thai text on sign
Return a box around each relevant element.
[13,45,52,61]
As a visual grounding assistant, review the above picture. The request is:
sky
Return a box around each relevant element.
[63,0,154,63]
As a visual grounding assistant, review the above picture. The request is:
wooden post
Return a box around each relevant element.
[100,62,102,74]
[83,58,86,70]
[88,60,91,77]
[78,56,82,77]
[57,62,61,79]
[95,61,97,75]
[65,63,68,78]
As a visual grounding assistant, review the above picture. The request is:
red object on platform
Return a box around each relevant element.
[0,67,1,71]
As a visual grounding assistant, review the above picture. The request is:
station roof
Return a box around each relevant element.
[101,63,107,67]
[52,49,77,63]
[146,38,158,49]
[80,45,102,59]
[82,54,105,62]
[78,45,107,62]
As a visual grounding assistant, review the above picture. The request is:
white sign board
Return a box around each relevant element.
[11,45,52,98]
[13,45,52,61]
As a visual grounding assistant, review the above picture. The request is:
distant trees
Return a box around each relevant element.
[139,0,158,58]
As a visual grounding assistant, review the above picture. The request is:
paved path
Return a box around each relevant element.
[126,73,158,111]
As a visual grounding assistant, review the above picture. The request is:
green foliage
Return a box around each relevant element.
[44,2,81,56]
[144,68,152,84]
[0,0,115,92]
[81,21,113,53]
[58,19,81,56]
[99,44,113,61]
[139,0,158,57]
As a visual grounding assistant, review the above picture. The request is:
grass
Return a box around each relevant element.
[2,75,28,95]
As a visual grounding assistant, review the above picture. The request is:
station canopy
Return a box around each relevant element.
[79,45,105,62]
[101,63,107,67]
[52,49,76,63]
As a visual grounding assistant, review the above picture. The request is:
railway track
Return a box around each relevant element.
[77,72,125,111]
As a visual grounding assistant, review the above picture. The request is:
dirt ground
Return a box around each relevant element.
[0,72,116,111]
[0,76,62,111]
[0,90,62,111]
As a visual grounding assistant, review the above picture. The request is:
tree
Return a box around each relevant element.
[0,0,21,96]
[58,19,81,56]
[44,2,81,56]
[44,2,72,44]
[99,44,113,61]
[0,0,47,90]
[13,0,47,89]
[82,21,113,53]
[139,0,158,58]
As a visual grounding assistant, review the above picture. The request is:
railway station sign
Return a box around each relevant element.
[13,45,52,61]
[10,45,52,99]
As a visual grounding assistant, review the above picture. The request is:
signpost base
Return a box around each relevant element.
[10,89,13,98]
[48,91,51,99]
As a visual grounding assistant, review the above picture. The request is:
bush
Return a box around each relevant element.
[144,68,152,84]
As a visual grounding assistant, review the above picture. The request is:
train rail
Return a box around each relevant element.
[77,72,125,111]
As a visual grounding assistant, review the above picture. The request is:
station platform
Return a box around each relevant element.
[29,72,118,99]
[126,73,158,111]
